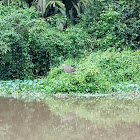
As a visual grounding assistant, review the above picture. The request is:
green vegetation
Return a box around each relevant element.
[42,49,140,94]
[80,0,140,50]
[0,0,140,95]
[0,50,139,95]
[0,3,90,79]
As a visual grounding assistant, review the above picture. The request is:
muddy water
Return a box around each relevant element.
[0,96,140,140]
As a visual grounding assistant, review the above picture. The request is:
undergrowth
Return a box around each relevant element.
[41,49,140,94]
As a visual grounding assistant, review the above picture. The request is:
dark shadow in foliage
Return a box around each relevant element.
[62,0,79,24]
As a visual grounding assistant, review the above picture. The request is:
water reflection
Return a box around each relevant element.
[61,112,76,123]
[0,96,140,140]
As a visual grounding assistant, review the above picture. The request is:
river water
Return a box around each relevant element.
[0,96,140,140]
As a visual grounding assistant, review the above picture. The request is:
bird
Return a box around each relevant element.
[61,64,76,74]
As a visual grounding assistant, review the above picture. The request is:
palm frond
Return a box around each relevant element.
[46,0,65,10]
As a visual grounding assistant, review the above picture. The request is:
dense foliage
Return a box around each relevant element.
[79,0,140,50]
[0,0,140,94]
[0,4,90,79]
[41,49,140,94]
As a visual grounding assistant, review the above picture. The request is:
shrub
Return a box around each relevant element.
[0,4,39,79]
[0,4,90,79]
[79,0,140,50]
[41,49,140,94]
[28,23,90,66]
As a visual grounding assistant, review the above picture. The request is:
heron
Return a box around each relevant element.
[61,64,76,74]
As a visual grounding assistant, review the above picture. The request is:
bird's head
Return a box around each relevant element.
[60,64,66,68]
